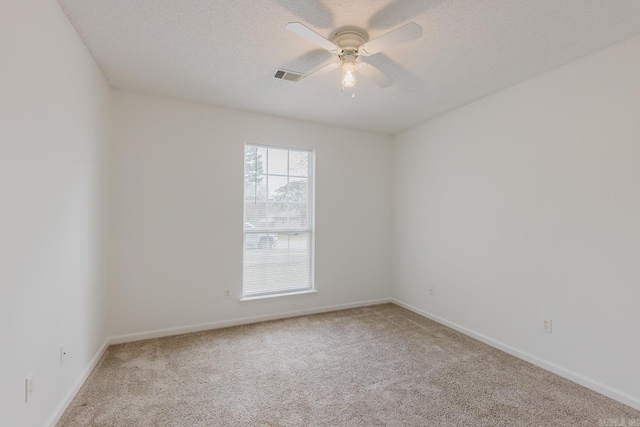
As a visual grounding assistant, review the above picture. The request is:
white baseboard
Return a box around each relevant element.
[391,298,640,412]
[108,298,393,345]
[45,338,110,427]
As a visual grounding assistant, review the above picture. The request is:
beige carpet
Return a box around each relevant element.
[58,304,639,426]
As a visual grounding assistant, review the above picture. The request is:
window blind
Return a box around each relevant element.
[243,144,313,297]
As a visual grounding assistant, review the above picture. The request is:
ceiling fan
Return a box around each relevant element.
[284,21,423,92]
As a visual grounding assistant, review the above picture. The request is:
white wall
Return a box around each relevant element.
[109,91,392,338]
[0,1,112,426]
[392,35,640,409]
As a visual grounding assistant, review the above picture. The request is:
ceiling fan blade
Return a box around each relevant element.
[286,22,339,53]
[304,62,340,80]
[359,22,422,56]
[358,62,394,88]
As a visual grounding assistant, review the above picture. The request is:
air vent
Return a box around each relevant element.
[273,69,304,83]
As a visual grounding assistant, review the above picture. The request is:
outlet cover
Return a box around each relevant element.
[542,318,552,334]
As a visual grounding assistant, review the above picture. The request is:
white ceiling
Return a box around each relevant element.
[57,0,640,134]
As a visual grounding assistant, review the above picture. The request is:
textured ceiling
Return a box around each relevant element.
[57,0,640,134]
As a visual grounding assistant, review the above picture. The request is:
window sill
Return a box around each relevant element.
[240,289,318,302]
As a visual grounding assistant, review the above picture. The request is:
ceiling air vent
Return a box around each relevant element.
[273,69,305,83]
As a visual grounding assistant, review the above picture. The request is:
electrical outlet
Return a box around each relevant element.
[25,374,34,403]
[542,318,552,334]
[428,286,435,296]
[224,290,230,299]
[60,344,67,366]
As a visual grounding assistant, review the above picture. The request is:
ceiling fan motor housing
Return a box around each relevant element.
[332,28,366,54]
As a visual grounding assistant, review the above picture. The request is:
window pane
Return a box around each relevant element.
[272,177,309,229]
[244,174,267,227]
[243,232,311,296]
[289,151,308,177]
[267,175,288,201]
[267,148,288,176]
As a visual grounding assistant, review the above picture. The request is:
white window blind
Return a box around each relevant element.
[243,144,314,297]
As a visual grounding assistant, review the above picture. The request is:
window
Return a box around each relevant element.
[243,144,314,298]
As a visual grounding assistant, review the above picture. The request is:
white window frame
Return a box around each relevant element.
[241,143,315,299]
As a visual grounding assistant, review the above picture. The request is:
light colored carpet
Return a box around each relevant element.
[58,304,639,426]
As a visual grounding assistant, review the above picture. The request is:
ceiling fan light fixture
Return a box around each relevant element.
[341,51,357,89]
[341,61,356,88]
